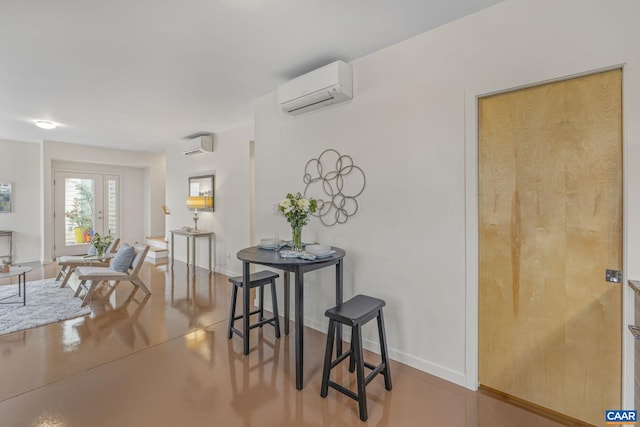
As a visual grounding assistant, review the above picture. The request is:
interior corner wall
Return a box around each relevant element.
[253,0,640,394]
[165,123,254,276]
[42,140,166,262]
[0,139,42,263]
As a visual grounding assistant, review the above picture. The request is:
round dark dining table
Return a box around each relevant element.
[237,245,346,390]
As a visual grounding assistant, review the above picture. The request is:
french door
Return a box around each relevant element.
[54,171,119,257]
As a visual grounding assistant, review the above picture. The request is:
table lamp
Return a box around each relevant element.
[186,196,213,232]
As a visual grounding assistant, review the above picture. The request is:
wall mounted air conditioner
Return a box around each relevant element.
[277,60,353,115]
[183,135,214,156]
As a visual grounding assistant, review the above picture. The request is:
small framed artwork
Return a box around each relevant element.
[0,182,11,213]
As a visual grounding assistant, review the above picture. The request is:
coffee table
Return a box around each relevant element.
[0,266,33,305]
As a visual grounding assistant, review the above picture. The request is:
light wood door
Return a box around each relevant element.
[478,69,622,425]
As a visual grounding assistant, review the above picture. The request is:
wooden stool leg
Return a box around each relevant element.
[81,280,101,307]
[270,280,281,338]
[258,285,265,324]
[228,285,238,339]
[377,310,392,390]
[320,319,336,398]
[74,280,86,297]
[348,335,356,373]
[60,266,77,288]
[353,324,368,421]
[56,266,65,281]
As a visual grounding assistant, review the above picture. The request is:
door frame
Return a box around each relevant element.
[463,64,633,408]
[52,167,122,258]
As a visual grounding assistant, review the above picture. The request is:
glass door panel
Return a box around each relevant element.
[105,176,119,237]
[64,177,95,246]
[54,172,117,257]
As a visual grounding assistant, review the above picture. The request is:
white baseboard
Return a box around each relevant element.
[214,266,239,277]
[13,257,43,265]
[146,251,168,259]
[385,345,466,388]
[264,304,467,388]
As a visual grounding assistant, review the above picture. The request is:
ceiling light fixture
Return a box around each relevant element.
[35,120,56,130]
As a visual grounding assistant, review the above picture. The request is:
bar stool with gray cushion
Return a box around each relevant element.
[227,270,281,343]
[320,294,392,421]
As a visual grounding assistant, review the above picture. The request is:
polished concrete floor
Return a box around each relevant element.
[0,260,573,427]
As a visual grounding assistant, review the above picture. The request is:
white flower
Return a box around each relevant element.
[284,206,294,214]
[280,198,291,208]
[297,198,310,211]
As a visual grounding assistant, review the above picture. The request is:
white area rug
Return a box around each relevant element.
[0,278,90,335]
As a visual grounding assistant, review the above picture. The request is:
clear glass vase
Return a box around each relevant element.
[291,226,303,252]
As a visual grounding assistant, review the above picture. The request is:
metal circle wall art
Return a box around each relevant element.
[303,149,366,226]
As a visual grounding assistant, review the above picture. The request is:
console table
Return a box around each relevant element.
[170,230,214,275]
[0,230,12,261]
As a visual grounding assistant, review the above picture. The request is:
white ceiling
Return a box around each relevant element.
[0,0,503,153]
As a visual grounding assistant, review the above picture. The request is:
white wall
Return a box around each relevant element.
[165,124,253,275]
[43,140,165,262]
[254,0,640,402]
[0,139,41,263]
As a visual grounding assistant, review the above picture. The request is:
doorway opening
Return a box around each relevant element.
[54,171,120,257]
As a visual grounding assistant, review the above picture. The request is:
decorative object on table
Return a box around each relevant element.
[279,249,336,260]
[90,233,113,257]
[1,256,10,273]
[258,237,285,250]
[303,149,366,226]
[0,181,12,213]
[278,192,317,252]
[186,196,213,232]
[279,250,302,259]
[0,278,91,335]
[305,244,332,257]
[280,250,314,260]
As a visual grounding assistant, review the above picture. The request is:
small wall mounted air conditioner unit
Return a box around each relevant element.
[183,135,214,156]
[277,60,353,115]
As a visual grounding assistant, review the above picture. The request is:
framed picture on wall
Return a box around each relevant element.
[0,182,12,213]
[188,175,214,211]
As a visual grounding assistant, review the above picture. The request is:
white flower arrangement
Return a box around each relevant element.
[278,192,317,229]
[91,233,113,256]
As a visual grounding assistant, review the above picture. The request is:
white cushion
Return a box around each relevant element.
[58,255,85,262]
[76,267,129,279]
